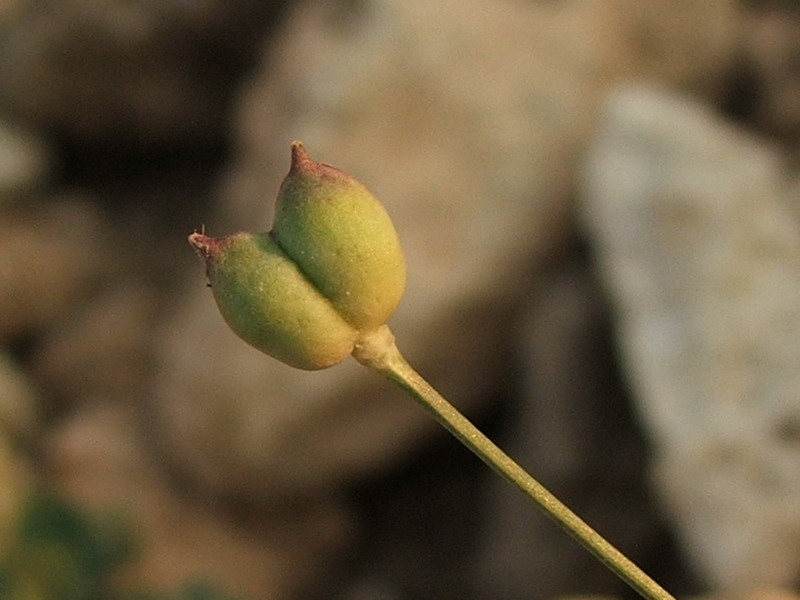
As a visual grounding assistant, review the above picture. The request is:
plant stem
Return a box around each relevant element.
[352,325,676,600]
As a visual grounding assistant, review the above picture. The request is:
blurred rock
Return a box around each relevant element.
[0,118,51,199]
[152,0,742,503]
[0,199,106,341]
[582,85,800,590]
[555,595,621,600]
[702,590,800,600]
[597,0,739,95]
[741,2,800,152]
[0,351,38,441]
[548,593,800,600]
[44,402,353,599]
[0,0,289,148]
[32,281,159,403]
[472,262,677,600]
[0,352,36,556]
[0,430,34,557]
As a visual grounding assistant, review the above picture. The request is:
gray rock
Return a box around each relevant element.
[472,263,667,600]
[0,351,37,554]
[0,351,38,441]
[0,431,33,557]
[32,282,159,402]
[742,3,800,153]
[43,402,352,599]
[0,199,106,341]
[0,0,286,147]
[0,119,51,199]
[581,85,800,590]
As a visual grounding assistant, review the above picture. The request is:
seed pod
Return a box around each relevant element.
[273,142,406,330]
[189,142,406,370]
[188,231,357,370]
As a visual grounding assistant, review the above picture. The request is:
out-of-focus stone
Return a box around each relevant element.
[0,199,106,341]
[555,595,622,600]
[152,0,743,503]
[553,586,800,600]
[742,2,800,151]
[44,403,353,599]
[581,85,800,590]
[0,432,33,557]
[0,352,36,556]
[0,119,51,199]
[472,263,676,600]
[0,351,38,441]
[0,0,288,147]
[598,0,740,96]
[32,282,159,403]
[703,590,800,600]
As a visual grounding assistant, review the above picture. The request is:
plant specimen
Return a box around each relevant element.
[189,142,675,600]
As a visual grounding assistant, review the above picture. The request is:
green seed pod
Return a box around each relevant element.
[273,142,406,330]
[188,231,358,370]
[189,142,407,370]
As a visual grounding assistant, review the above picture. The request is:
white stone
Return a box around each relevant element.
[582,85,800,590]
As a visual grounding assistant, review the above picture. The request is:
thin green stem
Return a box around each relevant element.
[352,325,675,600]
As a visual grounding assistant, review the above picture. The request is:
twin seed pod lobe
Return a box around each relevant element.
[189,142,407,370]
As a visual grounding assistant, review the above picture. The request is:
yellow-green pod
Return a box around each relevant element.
[189,142,407,370]
[189,231,357,370]
[272,142,406,331]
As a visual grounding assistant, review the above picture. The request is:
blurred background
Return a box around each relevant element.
[0,0,799,598]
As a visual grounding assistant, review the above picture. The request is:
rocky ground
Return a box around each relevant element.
[0,1,799,599]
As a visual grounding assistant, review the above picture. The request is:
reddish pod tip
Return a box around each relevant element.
[289,141,315,174]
